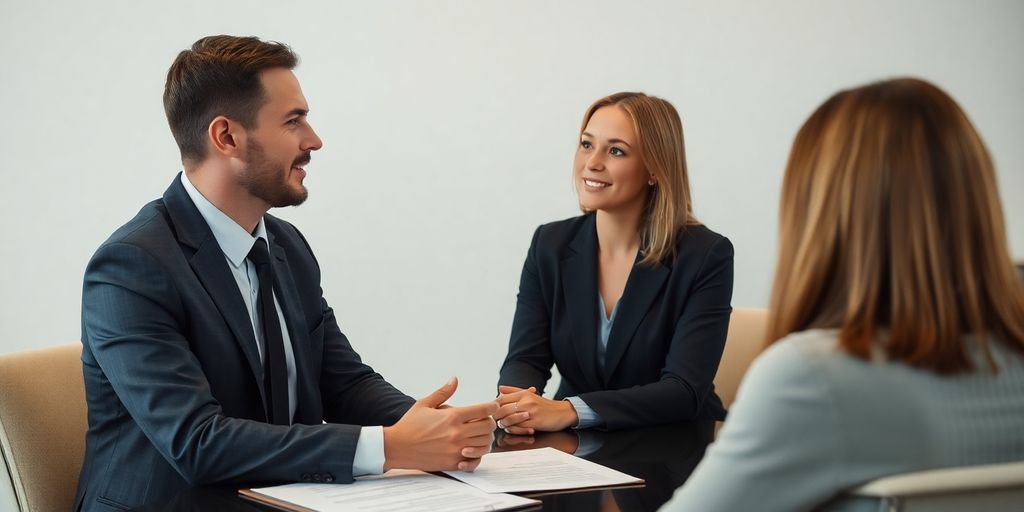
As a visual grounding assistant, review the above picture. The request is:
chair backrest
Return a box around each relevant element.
[714,308,769,410]
[847,461,1024,512]
[0,343,87,512]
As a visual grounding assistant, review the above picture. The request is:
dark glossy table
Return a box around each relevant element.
[133,420,714,512]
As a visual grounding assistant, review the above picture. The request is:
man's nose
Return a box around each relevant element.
[303,125,323,151]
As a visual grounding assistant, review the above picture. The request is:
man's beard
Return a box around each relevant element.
[239,138,310,208]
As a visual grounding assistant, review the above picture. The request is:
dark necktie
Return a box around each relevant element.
[247,239,290,425]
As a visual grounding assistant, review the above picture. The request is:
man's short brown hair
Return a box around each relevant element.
[163,35,298,164]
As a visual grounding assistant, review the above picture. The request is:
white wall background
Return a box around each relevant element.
[1,0,1021,405]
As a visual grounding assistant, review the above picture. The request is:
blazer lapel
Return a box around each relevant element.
[603,254,669,383]
[266,228,317,423]
[560,215,603,391]
[162,175,266,401]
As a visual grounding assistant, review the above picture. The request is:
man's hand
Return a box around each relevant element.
[383,377,498,472]
[494,385,578,434]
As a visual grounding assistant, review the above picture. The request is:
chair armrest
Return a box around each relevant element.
[851,462,1024,498]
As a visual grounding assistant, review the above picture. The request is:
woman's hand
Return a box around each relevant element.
[494,385,579,434]
[496,430,580,454]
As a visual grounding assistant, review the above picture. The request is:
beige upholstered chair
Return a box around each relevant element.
[714,308,769,410]
[0,343,87,512]
[847,461,1024,512]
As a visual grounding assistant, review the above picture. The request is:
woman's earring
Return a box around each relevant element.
[648,175,656,186]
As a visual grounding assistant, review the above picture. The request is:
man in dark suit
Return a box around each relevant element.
[75,35,497,511]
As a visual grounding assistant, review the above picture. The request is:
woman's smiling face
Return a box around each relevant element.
[574,106,650,214]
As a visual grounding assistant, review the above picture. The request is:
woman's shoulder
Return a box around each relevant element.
[536,213,591,234]
[748,329,928,401]
[773,328,844,354]
[668,223,734,269]
[530,214,594,248]
[745,329,844,388]
[675,223,730,251]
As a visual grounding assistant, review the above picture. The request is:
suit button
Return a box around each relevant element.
[301,473,311,481]
[313,473,322,482]
[324,473,334,483]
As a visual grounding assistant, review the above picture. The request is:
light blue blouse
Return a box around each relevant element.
[566,294,619,428]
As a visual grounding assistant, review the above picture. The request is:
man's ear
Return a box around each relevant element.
[207,115,246,158]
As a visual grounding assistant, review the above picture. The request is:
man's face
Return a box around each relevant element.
[238,68,322,208]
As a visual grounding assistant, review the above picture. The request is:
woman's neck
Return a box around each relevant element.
[595,207,643,258]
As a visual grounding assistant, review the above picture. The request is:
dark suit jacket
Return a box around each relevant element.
[76,174,414,511]
[498,214,733,430]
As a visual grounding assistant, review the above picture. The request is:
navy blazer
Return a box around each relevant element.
[498,214,733,430]
[76,174,414,511]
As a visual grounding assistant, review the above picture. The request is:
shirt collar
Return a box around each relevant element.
[180,172,268,268]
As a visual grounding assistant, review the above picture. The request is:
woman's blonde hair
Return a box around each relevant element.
[578,92,700,266]
[768,78,1024,373]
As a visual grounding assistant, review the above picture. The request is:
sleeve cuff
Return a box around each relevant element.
[352,426,385,476]
[565,396,603,429]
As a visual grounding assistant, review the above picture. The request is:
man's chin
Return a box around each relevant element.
[277,194,307,208]
[268,185,308,208]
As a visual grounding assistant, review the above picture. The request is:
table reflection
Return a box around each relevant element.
[495,420,715,512]
[133,421,714,512]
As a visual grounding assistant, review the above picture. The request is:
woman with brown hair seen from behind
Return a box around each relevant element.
[661,78,1024,511]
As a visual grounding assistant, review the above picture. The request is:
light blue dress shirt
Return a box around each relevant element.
[180,174,384,475]
[565,293,619,429]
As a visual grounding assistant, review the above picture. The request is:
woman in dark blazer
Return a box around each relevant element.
[495,92,734,432]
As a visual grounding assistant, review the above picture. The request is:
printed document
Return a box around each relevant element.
[443,447,643,493]
[241,469,539,512]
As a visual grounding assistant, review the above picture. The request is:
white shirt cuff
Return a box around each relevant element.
[352,426,385,476]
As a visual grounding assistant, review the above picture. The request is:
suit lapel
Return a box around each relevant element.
[265,228,317,423]
[560,215,603,390]
[603,253,669,383]
[162,175,266,402]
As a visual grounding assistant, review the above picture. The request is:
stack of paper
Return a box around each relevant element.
[241,470,538,512]
[444,447,644,494]
[241,447,643,511]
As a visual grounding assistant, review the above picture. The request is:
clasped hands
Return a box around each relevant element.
[383,377,497,473]
[381,380,579,473]
[493,385,579,435]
